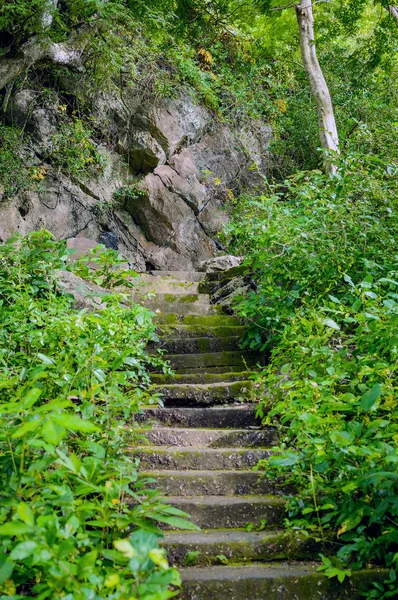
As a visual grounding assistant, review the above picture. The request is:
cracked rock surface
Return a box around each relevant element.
[0,92,271,270]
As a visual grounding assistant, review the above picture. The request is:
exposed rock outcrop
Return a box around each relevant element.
[200,255,244,273]
[0,91,271,270]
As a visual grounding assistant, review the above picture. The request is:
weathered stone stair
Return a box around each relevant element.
[135,271,383,600]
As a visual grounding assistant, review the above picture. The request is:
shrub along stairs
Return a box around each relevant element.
[134,271,383,600]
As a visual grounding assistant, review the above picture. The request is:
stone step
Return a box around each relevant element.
[179,564,386,600]
[147,271,206,282]
[160,351,261,371]
[140,293,211,305]
[173,365,249,375]
[139,427,277,448]
[155,314,242,326]
[144,470,284,496]
[151,381,253,406]
[145,302,219,316]
[134,280,200,294]
[136,447,272,470]
[166,495,285,529]
[162,529,321,567]
[157,324,246,339]
[150,371,252,385]
[153,336,241,354]
[136,406,260,429]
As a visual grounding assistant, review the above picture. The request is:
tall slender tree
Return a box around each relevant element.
[295,0,339,173]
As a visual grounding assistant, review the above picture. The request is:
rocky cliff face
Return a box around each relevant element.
[0,88,270,271]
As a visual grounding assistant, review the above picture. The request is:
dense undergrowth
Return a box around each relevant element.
[0,231,196,599]
[225,143,398,595]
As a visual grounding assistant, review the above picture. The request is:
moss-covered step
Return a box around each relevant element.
[155,314,242,326]
[179,564,388,600]
[143,469,285,496]
[146,271,206,282]
[137,427,277,448]
[159,352,261,370]
[157,324,246,339]
[150,381,254,406]
[173,365,250,375]
[162,529,326,567]
[165,495,285,529]
[133,280,200,294]
[152,336,242,354]
[150,371,252,385]
[138,292,211,305]
[143,301,219,316]
[135,406,260,429]
[135,446,272,470]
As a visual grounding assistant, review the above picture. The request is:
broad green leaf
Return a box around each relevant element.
[360,384,381,411]
[37,353,55,365]
[0,560,14,584]
[53,414,100,433]
[323,319,340,331]
[17,503,34,527]
[12,419,42,439]
[10,541,37,561]
[149,513,199,531]
[0,522,32,537]
[330,430,354,447]
[41,419,66,445]
[269,452,300,467]
[22,387,42,408]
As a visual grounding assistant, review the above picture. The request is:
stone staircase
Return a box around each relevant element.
[135,271,383,600]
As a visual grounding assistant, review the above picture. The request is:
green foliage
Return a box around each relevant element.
[226,149,398,590]
[0,230,188,599]
[113,185,146,205]
[0,0,48,44]
[0,124,33,198]
[70,244,138,290]
[50,118,105,180]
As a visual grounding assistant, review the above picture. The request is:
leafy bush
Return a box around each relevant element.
[225,152,398,593]
[0,125,33,198]
[0,231,192,599]
[50,119,105,180]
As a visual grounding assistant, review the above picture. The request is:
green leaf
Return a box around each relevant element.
[323,319,340,331]
[150,514,199,531]
[184,551,200,566]
[330,430,354,447]
[360,384,381,411]
[41,419,66,445]
[0,561,14,584]
[10,541,37,561]
[17,503,34,527]
[12,419,42,439]
[269,452,300,467]
[0,522,32,537]
[22,387,42,408]
[37,353,55,365]
[53,414,100,433]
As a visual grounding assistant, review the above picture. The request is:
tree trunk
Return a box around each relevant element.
[387,5,398,25]
[42,0,59,29]
[295,0,339,174]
